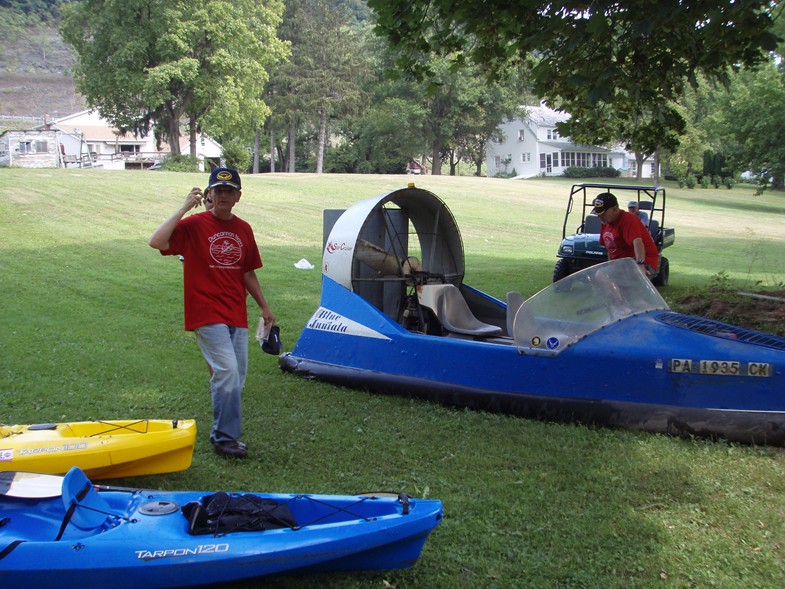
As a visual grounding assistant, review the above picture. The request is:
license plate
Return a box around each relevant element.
[669,359,771,377]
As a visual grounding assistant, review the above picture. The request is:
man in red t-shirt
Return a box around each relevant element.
[149,167,275,458]
[592,192,658,275]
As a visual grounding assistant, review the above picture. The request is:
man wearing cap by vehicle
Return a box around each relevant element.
[592,192,658,276]
[149,166,275,459]
[627,200,649,226]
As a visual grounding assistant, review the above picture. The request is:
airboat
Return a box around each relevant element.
[280,185,785,445]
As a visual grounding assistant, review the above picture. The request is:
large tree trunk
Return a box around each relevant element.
[635,152,645,181]
[431,139,442,175]
[316,107,327,174]
[448,149,458,175]
[287,124,296,173]
[165,103,181,155]
[189,117,197,159]
[653,150,660,185]
[253,126,260,174]
[269,128,275,173]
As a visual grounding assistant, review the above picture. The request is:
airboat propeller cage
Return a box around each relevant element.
[323,185,465,317]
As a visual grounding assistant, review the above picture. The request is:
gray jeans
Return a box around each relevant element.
[194,324,248,443]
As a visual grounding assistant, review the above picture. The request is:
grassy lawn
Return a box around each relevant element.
[1,169,784,588]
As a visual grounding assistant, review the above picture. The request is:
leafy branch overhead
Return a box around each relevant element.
[368,0,781,150]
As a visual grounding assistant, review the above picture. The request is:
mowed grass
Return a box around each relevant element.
[1,168,785,588]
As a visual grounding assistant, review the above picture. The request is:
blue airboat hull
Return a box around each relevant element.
[282,276,785,444]
[0,468,442,588]
[280,186,785,445]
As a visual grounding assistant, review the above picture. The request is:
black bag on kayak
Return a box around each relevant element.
[182,492,297,535]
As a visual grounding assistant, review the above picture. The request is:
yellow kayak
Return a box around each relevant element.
[0,419,196,479]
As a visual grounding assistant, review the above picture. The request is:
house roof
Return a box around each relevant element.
[59,125,147,143]
[523,105,570,127]
[40,110,145,143]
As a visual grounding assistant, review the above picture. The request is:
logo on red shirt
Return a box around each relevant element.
[209,232,243,265]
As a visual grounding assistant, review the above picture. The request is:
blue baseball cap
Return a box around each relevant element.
[208,167,241,190]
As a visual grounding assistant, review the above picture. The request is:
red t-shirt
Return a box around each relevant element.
[161,211,263,331]
[599,210,659,269]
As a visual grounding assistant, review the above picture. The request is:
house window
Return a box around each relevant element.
[34,140,48,152]
[560,150,612,169]
[546,129,559,140]
[540,153,546,168]
[518,129,526,142]
[494,155,501,168]
[18,141,33,153]
[520,153,531,163]
[650,162,656,175]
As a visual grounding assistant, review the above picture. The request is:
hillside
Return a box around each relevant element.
[0,13,86,123]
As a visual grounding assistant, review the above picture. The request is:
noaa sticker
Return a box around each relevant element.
[0,448,13,462]
[531,336,541,347]
[546,337,560,350]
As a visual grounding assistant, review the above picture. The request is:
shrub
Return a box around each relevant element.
[562,166,620,178]
[159,154,200,172]
[685,174,696,189]
[700,175,710,188]
[221,141,252,172]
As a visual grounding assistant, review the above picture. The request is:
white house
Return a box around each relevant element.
[43,110,223,170]
[486,104,658,179]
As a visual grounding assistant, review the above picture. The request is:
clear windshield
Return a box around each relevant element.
[513,258,669,356]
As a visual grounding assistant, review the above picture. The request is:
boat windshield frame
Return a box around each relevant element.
[513,258,669,356]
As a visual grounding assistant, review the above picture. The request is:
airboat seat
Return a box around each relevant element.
[583,214,602,234]
[418,284,503,337]
[505,291,525,336]
[648,219,660,241]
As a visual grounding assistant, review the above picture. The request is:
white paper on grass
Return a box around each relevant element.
[294,258,314,270]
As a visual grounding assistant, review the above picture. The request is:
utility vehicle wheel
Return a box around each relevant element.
[553,258,572,282]
[652,257,669,287]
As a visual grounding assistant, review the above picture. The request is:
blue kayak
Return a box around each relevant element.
[0,467,443,588]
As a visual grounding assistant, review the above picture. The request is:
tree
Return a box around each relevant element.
[367,0,779,151]
[664,81,714,179]
[60,0,287,155]
[399,58,521,175]
[326,97,427,173]
[706,63,785,189]
[265,0,368,173]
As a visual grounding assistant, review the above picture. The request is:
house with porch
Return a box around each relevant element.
[48,110,223,170]
[486,104,658,179]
